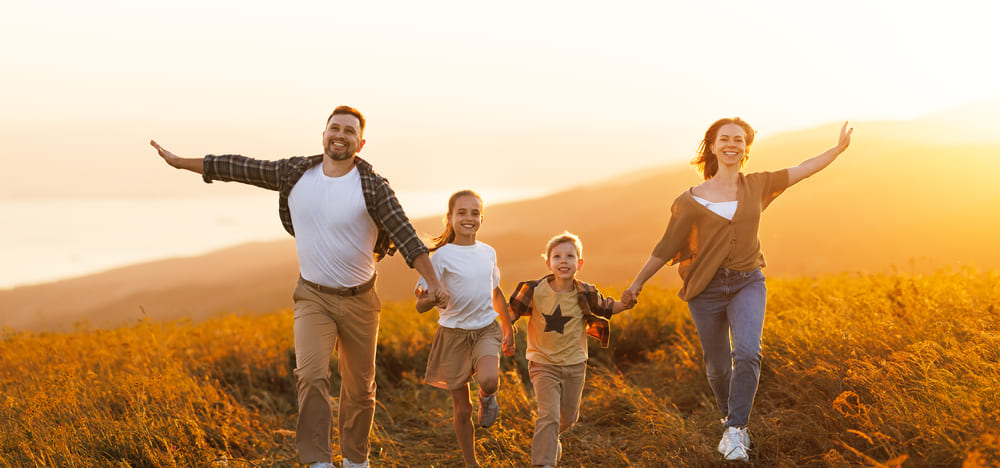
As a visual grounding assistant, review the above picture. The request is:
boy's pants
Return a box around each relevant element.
[292,279,381,465]
[529,361,587,466]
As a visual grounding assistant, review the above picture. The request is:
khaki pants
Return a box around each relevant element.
[529,361,587,466]
[292,279,380,465]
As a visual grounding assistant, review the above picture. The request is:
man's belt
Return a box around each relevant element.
[299,274,376,297]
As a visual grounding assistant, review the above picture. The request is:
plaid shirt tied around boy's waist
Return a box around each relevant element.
[201,153,427,266]
[508,275,615,348]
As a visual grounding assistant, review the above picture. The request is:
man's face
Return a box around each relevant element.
[322,114,365,161]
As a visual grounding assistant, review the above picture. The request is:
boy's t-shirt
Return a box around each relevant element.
[526,279,589,366]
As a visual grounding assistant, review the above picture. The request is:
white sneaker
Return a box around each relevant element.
[341,458,370,468]
[308,463,334,468]
[717,426,750,462]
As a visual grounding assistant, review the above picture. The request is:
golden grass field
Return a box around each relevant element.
[2,269,998,467]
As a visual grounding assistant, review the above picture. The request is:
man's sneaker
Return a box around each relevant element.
[717,426,750,462]
[341,458,369,468]
[308,463,334,468]
[478,393,499,428]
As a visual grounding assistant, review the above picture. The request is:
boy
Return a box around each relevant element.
[508,231,632,468]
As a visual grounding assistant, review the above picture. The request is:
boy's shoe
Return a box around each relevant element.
[308,463,334,468]
[341,459,369,468]
[717,426,750,462]
[478,393,499,428]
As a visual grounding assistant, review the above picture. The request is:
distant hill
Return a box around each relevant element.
[4,103,1000,332]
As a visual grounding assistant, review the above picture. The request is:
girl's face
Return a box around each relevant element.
[448,195,483,240]
[710,123,749,168]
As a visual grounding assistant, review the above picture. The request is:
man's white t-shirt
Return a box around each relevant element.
[288,164,377,288]
[417,242,500,330]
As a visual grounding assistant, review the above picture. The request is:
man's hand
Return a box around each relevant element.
[424,282,450,310]
[150,140,204,173]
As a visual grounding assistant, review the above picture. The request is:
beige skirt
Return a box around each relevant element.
[424,320,502,390]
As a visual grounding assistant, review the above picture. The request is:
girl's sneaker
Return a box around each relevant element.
[478,393,499,427]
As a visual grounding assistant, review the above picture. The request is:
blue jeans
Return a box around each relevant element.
[687,267,766,428]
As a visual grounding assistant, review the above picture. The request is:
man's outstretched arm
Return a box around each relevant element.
[150,140,203,174]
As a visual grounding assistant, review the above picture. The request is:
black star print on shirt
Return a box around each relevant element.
[543,305,573,334]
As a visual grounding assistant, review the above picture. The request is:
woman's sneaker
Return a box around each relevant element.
[717,426,750,462]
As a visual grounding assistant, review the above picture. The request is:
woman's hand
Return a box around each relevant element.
[621,285,641,308]
[837,121,853,152]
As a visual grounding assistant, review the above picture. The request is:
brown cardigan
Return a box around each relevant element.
[651,170,790,301]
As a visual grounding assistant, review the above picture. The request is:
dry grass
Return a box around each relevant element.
[2,268,998,467]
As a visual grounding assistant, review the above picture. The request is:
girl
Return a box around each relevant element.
[415,190,515,467]
[622,118,853,462]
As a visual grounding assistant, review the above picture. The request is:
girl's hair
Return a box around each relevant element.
[543,231,583,261]
[430,190,483,251]
[692,117,756,180]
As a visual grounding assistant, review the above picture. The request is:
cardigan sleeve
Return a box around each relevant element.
[650,194,695,265]
[758,169,790,211]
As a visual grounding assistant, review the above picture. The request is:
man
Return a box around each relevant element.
[150,105,449,468]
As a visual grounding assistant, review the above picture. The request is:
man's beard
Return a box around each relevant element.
[326,149,353,161]
[325,142,354,161]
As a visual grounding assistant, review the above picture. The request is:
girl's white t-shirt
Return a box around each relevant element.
[288,165,377,288]
[417,241,500,330]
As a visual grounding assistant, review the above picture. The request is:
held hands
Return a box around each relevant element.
[501,333,515,357]
[424,282,450,310]
[415,284,450,313]
[621,285,641,309]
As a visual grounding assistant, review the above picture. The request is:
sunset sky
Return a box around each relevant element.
[1,0,999,288]
[2,0,997,198]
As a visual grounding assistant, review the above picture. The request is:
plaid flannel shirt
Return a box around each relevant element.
[202,153,428,266]
[508,275,616,348]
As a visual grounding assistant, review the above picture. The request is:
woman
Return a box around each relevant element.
[622,118,852,462]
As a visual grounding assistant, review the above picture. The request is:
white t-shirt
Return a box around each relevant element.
[288,164,377,288]
[417,241,500,330]
[692,195,738,221]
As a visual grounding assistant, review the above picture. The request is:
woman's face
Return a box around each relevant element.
[710,123,748,168]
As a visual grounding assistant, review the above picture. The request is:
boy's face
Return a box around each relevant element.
[545,242,583,281]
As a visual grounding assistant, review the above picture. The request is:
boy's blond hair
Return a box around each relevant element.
[543,231,583,261]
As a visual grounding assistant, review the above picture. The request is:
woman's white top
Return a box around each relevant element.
[692,195,738,221]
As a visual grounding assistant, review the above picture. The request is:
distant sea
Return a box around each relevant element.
[1,188,547,290]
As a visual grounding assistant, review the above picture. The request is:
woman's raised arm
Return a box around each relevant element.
[786,121,853,186]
